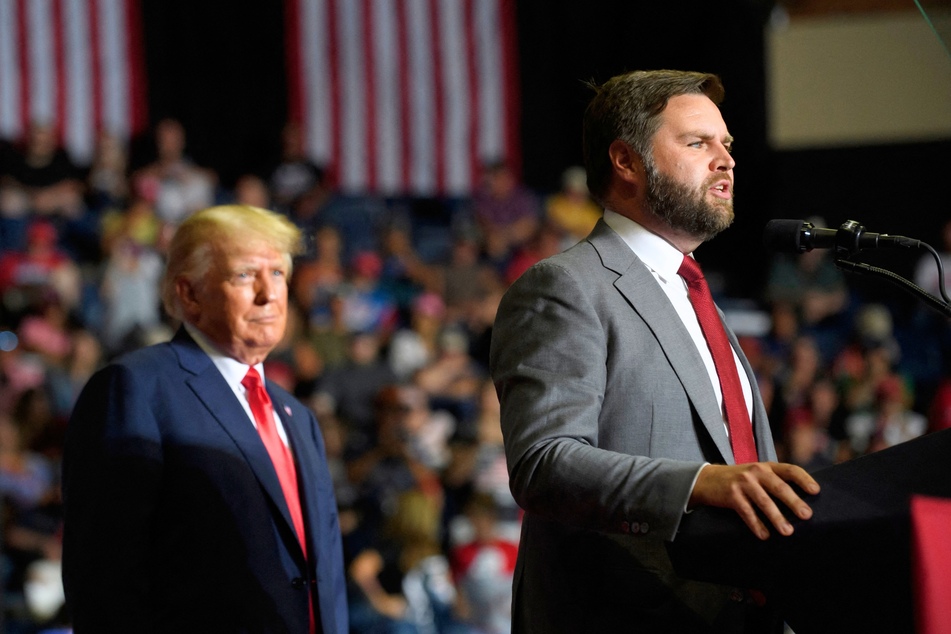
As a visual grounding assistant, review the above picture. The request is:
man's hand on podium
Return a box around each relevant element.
[688,462,821,541]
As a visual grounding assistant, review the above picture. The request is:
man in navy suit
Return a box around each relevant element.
[62,205,348,633]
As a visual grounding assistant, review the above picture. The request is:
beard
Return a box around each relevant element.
[644,163,734,242]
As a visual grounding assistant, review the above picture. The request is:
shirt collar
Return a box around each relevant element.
[183,322,266,385]
[602,209,689,283]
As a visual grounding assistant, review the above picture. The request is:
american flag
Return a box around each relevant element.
[284,0,520,197]
[0,0,148,165]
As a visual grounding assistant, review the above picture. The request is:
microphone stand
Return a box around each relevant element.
[834,259,951,318]
[831,224,951,318]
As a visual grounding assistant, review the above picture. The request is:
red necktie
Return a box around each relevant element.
[678,256,758,464]
[242,368,308,550]
[243,368,316,632]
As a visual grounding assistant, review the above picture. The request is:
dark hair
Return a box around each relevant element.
[582,70,724,205]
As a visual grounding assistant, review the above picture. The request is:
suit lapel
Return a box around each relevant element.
[588,222,736,463]
[172,328,306,557]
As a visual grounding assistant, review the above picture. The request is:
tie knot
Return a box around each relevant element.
[242,367,263,391]
[678,255,704,285]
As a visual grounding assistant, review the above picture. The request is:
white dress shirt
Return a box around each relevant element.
[184,322,293,448]
[602,210,754,438]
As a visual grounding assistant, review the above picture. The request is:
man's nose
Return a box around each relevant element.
[713,144,735,171]
[256,274,278,302]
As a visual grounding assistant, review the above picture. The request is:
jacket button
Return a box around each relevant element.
[639,522,650,534]
[291,578,307,588]
[621,521,630,533]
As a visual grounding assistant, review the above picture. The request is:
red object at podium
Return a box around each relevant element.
[913,495,951,634]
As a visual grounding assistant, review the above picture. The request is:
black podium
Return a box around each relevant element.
[667,429,951,634]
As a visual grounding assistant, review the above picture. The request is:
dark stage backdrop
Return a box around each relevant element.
[138,0,950,301]
[138,0,289,185]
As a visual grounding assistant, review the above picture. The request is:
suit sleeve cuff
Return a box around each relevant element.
[683,462,710,515]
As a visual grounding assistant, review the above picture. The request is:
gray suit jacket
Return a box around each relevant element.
[490,219,777,633]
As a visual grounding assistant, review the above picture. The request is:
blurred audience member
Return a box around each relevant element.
[0,410,56,511]
[761,302,800,374]
[504,221,567,286]
[389,291,446,382]
[414,326,484,425]
[443,380,517,523]
[232,173,272,208]
[783,377,848,470]
[86,132,130,212]
[399,384,456,473]
[314,330,398,449]
[845,374,926,456]
[293,225,346,317]
[338,251,399,336]
[285,179,332,254]
[0,221,82,317]
[283,321,326,404]
[349,489,467,634]
[461,286,504,376]
[472,161,540,265]
[134,118,216,226]
[99,182,164,257]
[11,386,62,466]
[308,291,351,371]
[835,304,902,415]
[44,327,103,424]
[544,165,601,247]
[380,222,442,309]
[99,237,165,356]
[269,121,325,212]
[1,121,84,221]
[450,492,518,634]
[345,386,444,545]
[774,335,824,420]
[438,232,502,325]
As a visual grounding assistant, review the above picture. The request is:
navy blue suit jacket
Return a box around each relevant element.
[62,327,348,633]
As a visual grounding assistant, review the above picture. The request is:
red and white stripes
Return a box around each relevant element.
[0,0,147,165]
[285,0,520,197]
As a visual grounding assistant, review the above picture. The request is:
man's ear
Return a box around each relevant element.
[175,277,199,319]
[606,140,649,208]
[608,139,645,188]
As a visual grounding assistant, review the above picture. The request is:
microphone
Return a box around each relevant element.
[763,219,921,255]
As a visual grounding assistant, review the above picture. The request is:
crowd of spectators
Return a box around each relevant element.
[0,118,949,633]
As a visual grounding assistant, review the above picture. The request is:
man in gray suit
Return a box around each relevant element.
[490,70,821,633]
